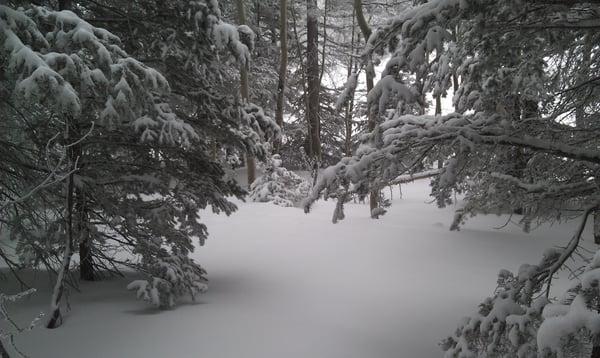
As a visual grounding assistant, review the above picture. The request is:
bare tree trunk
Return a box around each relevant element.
[290,4,311,157]
[255,0,260,28]
[344,34,355,157]
[585,32,600,358]
[306,0,321,161]
[353,0,371,39]
[47,119,76,329]
[435,93,443,169]
[574,34,599,247]
[344,18,355,156]
[0,340,9,358]
[319,0,329,84]
[58,0,72,10]
[236,0,256,187]
[354,0,378,214]
[47,0,79,327]
[451,27,459,110]
[274,0,288,153]
[78,203,94,281]
[59,0,94,283]
[77,162,94,281]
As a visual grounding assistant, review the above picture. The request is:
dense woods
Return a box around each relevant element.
[2,0,600,357]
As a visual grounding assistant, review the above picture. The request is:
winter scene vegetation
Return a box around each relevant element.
[1,0,600,357]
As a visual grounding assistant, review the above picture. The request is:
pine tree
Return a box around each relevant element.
[305,0,600,354]
[0,0,279,328]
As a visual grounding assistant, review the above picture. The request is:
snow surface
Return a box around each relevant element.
[3,179,589,358]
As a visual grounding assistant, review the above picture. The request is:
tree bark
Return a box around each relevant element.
[354,0,378,214]
[255,0,260,28]
[290,3,310,157]
[236,0,256,187]
[306,0,321,161]
[0,340,9,358]
[58,0,72,10]
[79,223,95,282]
[592,344,600,358]
[47,1,79,328]
[573,34,599,247]
[274,0,288,153]
[77,157,94,281]
[344,12,357,157]
[47,119,77,329]
[59,0,95,283]
[353,0,371,39]
[319,0,329,84]
[435,93,443,168]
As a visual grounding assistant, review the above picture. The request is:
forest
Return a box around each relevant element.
[1,0,600,357]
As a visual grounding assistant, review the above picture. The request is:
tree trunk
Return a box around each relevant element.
[290,3,310,158]
[47,120,77,329]
[586,33,600,358]
[58,0,72,10]
[354,0,378,214]
[0,340,9,358]
[511,98,536,216]
[353,0,371,39]
[573,34,599,246]
[435,93,443,168]
[306,0,321,161]
[343,20,355,157]
[451,27,459,109]
[236,0,256,187]
[274,0,288,153]
[345,21,358,157]
[319,0,329,84]
[47,1,78,328]
[79,236,94,281]
[77,174,94,281]
[592,345,600,358]
[255,0,260,28]
[365,59,377,213]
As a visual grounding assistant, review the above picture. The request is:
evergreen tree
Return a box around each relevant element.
[306,0,600,354]
[0,0,279,328]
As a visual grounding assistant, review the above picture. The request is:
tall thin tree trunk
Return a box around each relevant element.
[59,0,95,283]
[435,93,443,169]
[306,0,321,161]
[574,34,599,247]
[47,0,83,328]
[592,342,600,358]
[78,203,94,281]
[0,340,9,358]
[274,0,288,153]
[344,16,356,157]
[585,31,600,358]
[47,119,76,329]
[58,0,72,10]
[354,0,378,214]
[255,0,260,28]
[236,0,256,187]
[319,0,329,84]
[451,27,459,112]
[77,157,94,281]
[290,4,311,156]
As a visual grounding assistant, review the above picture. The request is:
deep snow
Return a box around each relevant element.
[2,180,591,358]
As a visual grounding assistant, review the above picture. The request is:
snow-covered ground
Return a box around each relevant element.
[4,180,591,358]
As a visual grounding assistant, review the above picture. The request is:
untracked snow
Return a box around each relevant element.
[3,179,589,358]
